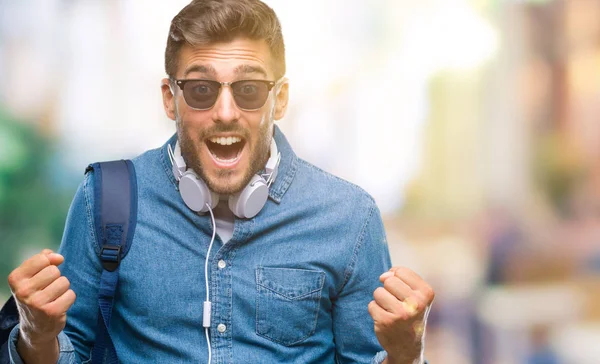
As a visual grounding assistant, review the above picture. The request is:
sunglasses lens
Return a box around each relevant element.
[232,80,270,110]
[182,80,220,109]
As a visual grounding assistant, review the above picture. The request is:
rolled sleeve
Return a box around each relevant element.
[371,350,429,364]
[8,325,78,364]
[371,350,388,364]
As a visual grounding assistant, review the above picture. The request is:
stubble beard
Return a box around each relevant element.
[175,107,275,196]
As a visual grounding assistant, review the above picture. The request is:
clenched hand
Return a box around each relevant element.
[368,267,434,364]
[7,249,76,362]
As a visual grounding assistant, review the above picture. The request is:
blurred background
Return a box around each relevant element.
[1,0,599,362]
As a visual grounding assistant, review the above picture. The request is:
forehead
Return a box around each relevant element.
[177,37,274,79]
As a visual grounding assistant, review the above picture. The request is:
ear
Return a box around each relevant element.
[161,78,176,121]
[273,78,289,121]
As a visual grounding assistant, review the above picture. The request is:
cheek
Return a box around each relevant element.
[177,108,211,130]
[257,102,276,126]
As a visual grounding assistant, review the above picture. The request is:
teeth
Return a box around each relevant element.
[213,155,238,163]
[210,148,243,164]
[210,136,242,146]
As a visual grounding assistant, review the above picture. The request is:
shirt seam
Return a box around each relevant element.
[336,201,376,296]
[296,158,370,193]
[83,172,100,255]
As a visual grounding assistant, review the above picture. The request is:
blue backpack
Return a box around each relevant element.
[0,160,137,364]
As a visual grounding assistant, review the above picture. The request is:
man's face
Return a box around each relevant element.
[161,38,288,195]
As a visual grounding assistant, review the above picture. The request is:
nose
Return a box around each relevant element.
[212,85,240,124]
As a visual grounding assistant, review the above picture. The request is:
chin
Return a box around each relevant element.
[205,172,248,196]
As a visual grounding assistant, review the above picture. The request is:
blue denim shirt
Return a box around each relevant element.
[9,126,392,363]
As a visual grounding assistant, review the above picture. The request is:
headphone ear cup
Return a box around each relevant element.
[179,170,218,212]
[229,175,269,219]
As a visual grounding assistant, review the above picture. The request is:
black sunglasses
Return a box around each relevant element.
[173,79,277,111]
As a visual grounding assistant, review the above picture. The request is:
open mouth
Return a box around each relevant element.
[206,136,246,167]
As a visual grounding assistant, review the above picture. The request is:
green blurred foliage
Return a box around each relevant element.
[0,109,73,298]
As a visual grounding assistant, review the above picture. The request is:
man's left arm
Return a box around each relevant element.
[332,202,434,364]
[369,266,434,364]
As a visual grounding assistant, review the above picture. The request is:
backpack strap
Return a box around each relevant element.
[0,296,18,361]
[85,160,137,364]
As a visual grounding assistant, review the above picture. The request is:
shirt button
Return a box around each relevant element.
[217,324,227,333]
[218,260,226,269]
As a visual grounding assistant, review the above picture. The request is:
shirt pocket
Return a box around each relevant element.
[255,267,326,346]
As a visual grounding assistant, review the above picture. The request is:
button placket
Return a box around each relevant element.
[211,243,238,361]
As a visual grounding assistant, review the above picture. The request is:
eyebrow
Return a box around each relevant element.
[184,64,217,77]
[234,64,268,78]
[183,64,269,79]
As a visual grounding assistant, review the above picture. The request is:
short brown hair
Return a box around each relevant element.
[165,0,286,80]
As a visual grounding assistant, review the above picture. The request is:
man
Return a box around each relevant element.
[7,0,434,363]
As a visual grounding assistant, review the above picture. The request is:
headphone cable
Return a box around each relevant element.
[204,203,216,364]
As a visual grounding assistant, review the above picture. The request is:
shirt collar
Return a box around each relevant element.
[268,125,298,203]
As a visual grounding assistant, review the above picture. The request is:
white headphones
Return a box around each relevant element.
[168,138,280,219]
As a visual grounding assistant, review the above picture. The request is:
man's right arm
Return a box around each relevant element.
[16,337,58,364]
[7,174,102,363]
[7,250,73,364]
